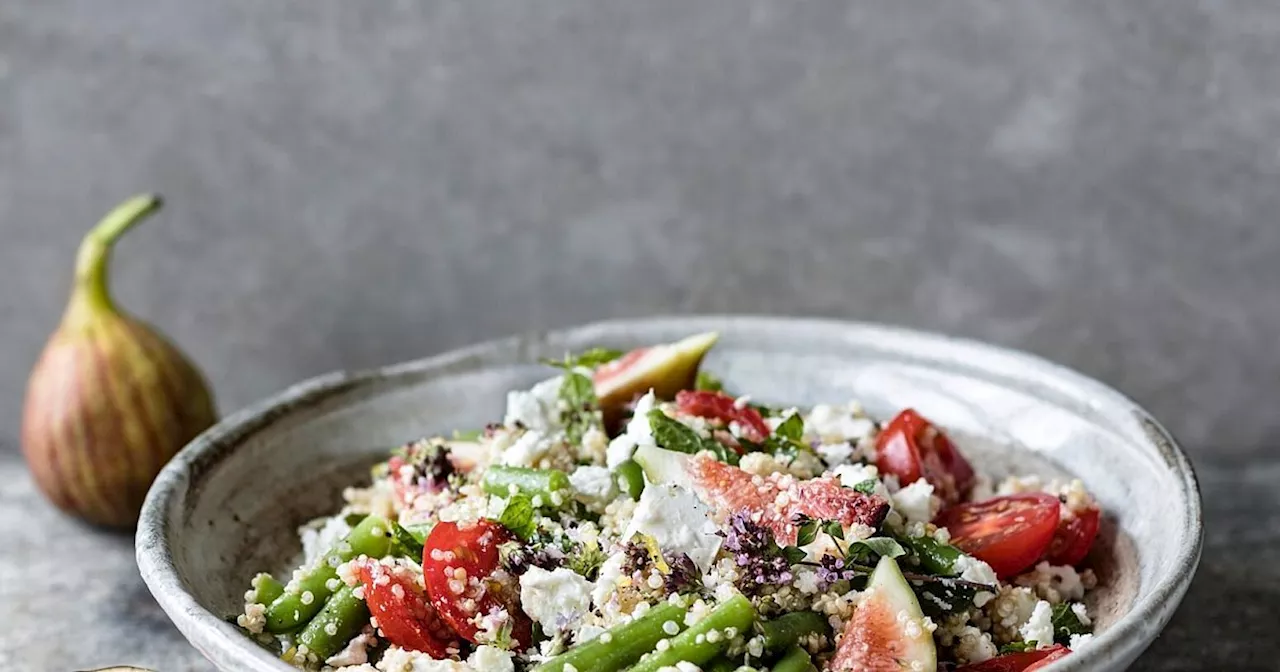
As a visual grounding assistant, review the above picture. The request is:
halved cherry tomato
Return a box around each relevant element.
[936,493,1061,577]
[421,520,532,649]
[675,390,770,443]
[875,409,975,504]
[356,560,459,657]
[1045,505,1100,567]
[957,645,1071,671]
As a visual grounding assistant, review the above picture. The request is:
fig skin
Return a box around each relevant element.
[22,195,217,528]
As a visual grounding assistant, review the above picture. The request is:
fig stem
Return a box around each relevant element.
[67,194,163,325]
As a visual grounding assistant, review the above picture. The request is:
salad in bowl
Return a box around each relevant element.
[236,333,1102,672]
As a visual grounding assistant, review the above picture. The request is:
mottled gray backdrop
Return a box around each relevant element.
[1,1,1276,670]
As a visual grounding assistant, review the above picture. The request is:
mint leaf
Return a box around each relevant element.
[774,412,804,441]
[694,370,724,392]
[852,479,878,495]
[796,519,820,547]
[647,410,740,465]
[497,494,537,540]
[1051,602,1091,644]
[823,520,846,541]
[895,534,966,576]
[390,522,425,562]
[782,545,808,564]
[542,347,624,371]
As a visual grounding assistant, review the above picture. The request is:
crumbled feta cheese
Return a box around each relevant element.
[892,478,938,526]
[570,466,619,506]
[833,463,892,500]
[952,554,999,587]
[1015,561,1086,603]
[1071,602,1092,627]
[1069,633,1094,650]
[592,552,628,611]
[519,567,594,634]
[624,484,723,572]
[804,402,876,443]
[816,442,855,466]
[606,391,657,468]
[326,625,376,667]
[502,430,554,467]
[1019,600,1055,649]
[466,645,515,672]
[504,376,565,433]
[376,645,473,671]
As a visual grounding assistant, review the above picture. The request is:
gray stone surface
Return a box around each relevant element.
[0,0,1276,669]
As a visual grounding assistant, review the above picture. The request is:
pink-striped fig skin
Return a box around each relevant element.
[21,195,217,528]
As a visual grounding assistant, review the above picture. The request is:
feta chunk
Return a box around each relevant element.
[624,483,722,572]
[952,553,999,586]
[606,390,657,468]
[804,402,876,443]
[833,463,892,500]
[816,442,855,466]
[503,376,564,433]
[1069,633,1094,650]
[519,567,594,635]
[892,478,939,526]
[592,551,627,610]
[501,430,553,467]
[1019,600,1055,649]
[570,466,619,506]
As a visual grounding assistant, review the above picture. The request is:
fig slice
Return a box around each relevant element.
[593,332,719,422]
[830,555,937,672]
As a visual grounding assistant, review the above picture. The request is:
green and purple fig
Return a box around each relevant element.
[22,195,217,528]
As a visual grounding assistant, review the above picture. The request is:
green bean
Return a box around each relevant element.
[628,594,757,672]
[706,658,759,672]
[755,611,831,654]
[249,573,285,606]
[481,465,571,505]
[264,514,393,633]
[615,459,646,500]
[296,584,369,662]
[531,602,689,672]
[770,646,818,672]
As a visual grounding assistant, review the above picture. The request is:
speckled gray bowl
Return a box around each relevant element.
[136,317,1201,671]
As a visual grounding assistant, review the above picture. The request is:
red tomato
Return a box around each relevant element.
[936,493,1061,577]
[356,560,459,657]
[675,390,770,443]
[421,520,532,649]
[1045,505,1100,567]
[875,409,976,504]
[957,645,1071,672]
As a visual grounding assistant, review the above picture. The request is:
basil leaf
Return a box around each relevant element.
[774,412,804,441]
[782,546,808,564]
[1050,602,1091,644]
[823,520,846,541]
[852,479,878,495]
[694,371,724,392]
[647,410,740,465]
[796,519,820,547]
[497,494,538,541]
[850,537,906,560]
[916,580,979,621]
[542,347,624,371]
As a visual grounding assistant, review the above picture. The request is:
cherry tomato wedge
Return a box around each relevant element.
[356,559,460,657]
[957,645,1071,671]
[1045,505,1100,567]
[875,409,976,504]
[421,520,532,649]
[936,493,1061,577]
[675,390,770,443]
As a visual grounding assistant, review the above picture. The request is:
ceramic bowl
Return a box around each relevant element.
[136,316,1201,671]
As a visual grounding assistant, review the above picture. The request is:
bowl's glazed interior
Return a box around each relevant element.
[138,317,1200,671]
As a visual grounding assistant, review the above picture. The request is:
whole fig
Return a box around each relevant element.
[22,195,217,527]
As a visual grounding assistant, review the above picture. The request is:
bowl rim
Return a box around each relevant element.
[136,315,1203,671]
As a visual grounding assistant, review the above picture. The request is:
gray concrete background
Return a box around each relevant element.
[1,1,1277,669]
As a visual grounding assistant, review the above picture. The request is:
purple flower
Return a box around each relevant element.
[664,553,702,594]
[720,512,797,595]
[398,439,456,492]
[816,554,859,591]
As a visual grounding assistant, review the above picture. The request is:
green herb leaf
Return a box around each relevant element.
[568,541,609,581]
[774,412,804,441]
[782,545,808,564]
[694,370,724,392]
[1050,602,1091,644]
[559,371,600,444]
[999,641,1036,654]
[823,520,846,541]
[647,410,740,465]
[895,534,965,576]
[542,347,624,371]
[852,479,878,495]
[402,523,434,544]
[850,537,906,560]
[796,519,820,547]
[390,522,425,562]
[497,494,538,541]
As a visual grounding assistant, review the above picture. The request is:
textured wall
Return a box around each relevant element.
[0,1,1276,669]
